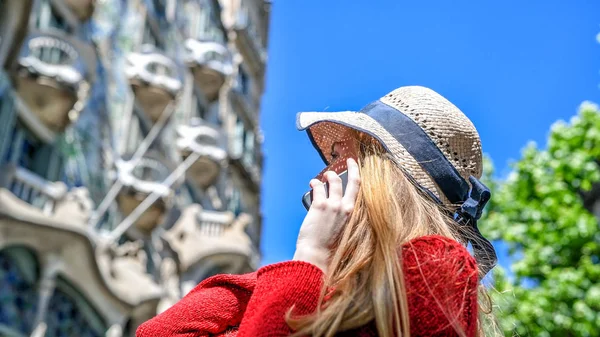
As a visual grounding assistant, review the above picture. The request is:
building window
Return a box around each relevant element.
[0,251,106,337]
[152,0,168,14]
[184,2,199,38]
[233,117,244,158]
[0,92,17,162]
[242,130,254,167]
[125,116,145,155]
[142,18,164,50]
[179,184,198,205]
[30,45,72,66]
[245,213,260,244]
[185,0,225,43]
[232,115,256,166]
[228,186,242,216]
[34,0,69,32]
[191,93,207,120]
[0,248,39,335]
[45,278,106,337]
[238,67,250,97]
[2,127,61,182]
[238,1,263,48]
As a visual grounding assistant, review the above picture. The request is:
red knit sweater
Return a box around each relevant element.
[136,235,479,337]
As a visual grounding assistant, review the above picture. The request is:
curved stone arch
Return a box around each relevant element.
[0,245,110,337]
[0,245,39,336]
[0,209,152,327]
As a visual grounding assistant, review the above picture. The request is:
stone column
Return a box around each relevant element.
[30,254,63,337]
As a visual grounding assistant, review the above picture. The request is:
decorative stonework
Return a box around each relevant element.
[176,121,228,188]
[96,240,163,306]
[125,48,183,123]
[156,257,181,314]
[114,155,177,234]
[54,187,95,225]
[0,0,268,335]
[163,204,254,274]
[184,39,232,102]
[13,30,95,136]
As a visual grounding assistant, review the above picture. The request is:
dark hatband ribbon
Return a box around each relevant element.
[358,100,497,277]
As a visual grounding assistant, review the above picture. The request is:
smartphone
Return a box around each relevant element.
[302,170,349,210]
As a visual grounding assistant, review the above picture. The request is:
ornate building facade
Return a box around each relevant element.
[0,0,269,336]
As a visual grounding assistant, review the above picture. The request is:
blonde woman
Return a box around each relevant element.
[137,86,498,337]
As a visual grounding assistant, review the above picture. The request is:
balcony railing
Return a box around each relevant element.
[184,39,232,102]
[196,209,235,236]
[176,120,227,188]
[163,205,256,274]
[125,48,183,123]
[0,164,67,214]
[115,154,178,234]
[13,30,95,136]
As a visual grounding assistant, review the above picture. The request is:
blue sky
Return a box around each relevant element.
[258,0,600,266]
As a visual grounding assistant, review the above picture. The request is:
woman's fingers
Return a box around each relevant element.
[324,171,343,201]
[311,162,358,211]
[310,179,326,207]
[342,158,360,214]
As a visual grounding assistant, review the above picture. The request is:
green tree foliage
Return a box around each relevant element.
[482,102,600,337]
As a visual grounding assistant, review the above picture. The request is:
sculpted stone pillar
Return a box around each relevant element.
[31,254,63,337]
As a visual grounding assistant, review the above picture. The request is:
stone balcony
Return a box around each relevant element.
[0,0,33,69]
[0,164,75,220]
[125,48,183,124]
[0,165,167,331]
[176,120,228,189]
[114,153,179,235]
[13,30,95,137]
[184,39,232,102]
[162,204,258,295]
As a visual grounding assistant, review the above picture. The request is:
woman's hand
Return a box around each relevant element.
[293,158,361,275]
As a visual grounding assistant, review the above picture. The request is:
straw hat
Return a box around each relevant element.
[297,86,496,276]
[297,86,482,204]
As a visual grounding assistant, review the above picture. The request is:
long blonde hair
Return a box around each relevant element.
[287,134,497,337]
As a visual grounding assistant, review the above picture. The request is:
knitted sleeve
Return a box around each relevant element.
[401,235,480,337]
[135,272,257,337]
[135,236,478,337]
[236,261,325,336]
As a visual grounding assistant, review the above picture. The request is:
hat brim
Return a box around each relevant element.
[296,110,442,200]
[296,110,412,166]
[296,111,360,164]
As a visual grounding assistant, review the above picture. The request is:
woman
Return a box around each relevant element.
[136,86,498,337]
